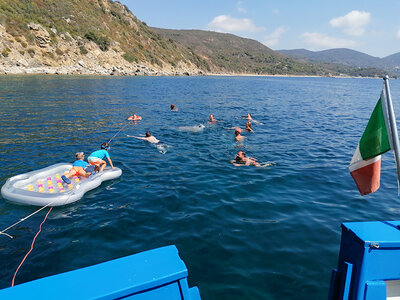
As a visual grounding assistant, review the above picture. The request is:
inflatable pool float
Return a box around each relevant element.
[1,163,122,206]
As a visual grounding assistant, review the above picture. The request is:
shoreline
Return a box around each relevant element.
[0,66,384,79]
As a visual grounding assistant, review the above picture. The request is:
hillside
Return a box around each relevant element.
[153,28,329,76]
[0,0,209,75]
[154,28,388,77]
[0,0,391,77]
[381,52,400,73]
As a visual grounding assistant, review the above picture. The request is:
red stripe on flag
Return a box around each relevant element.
[350,159,381,196]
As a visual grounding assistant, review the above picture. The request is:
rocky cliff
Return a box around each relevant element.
[0,0,208,75]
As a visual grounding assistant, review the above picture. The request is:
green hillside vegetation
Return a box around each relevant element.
[154,28,389,77]
[153,28,328,75]
[0,0,209,70]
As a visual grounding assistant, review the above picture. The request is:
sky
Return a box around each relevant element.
[118,0,400,58]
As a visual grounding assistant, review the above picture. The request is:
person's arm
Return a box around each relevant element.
[107,157,114,169]
[230,160,242,166]
[130,136,146,140]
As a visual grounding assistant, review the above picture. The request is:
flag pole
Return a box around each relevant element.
[383,75,400,190]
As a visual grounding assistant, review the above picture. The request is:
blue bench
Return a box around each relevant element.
[0,245,200,299]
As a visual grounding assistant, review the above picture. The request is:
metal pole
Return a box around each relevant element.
[383,76,400,190]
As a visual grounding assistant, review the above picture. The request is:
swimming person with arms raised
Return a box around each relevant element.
[129,131,160,144]
[128,131,168,154]
[231,151,259,166]
[61,152,92,184]
[87,143,114,172]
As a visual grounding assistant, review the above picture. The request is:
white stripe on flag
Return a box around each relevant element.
[349,145,381,172]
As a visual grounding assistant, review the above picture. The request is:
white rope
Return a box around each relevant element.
[0,200,58,239]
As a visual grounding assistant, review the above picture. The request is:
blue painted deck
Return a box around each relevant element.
[329,220,400,300]
[0,245,200,299]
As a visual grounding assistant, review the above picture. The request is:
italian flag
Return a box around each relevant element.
[349,91,391,195]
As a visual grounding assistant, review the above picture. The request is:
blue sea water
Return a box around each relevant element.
[1,75,400,299]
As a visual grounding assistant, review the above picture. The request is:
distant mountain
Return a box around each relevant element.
[278,48,383,68]
[381,52,400,71]
[278,48,400,76]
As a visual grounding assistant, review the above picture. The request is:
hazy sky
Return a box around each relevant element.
[118,0,400,58]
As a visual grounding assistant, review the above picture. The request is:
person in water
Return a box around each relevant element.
[170,104,178,111]
[61,152,91,184]
[225,122,253,132]
[128,114,142,121]
[235,129,245,142]
[231,151,259,166]
[209,114,221,123]
[130,131,160,144]
[245,121,254,132]
[87,143,114,172]
[243,113,262,124]
[245,113,253,120]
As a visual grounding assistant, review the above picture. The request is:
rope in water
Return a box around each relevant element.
[11,207,53,287]
[108,122,131,144]
[0,199,58,239]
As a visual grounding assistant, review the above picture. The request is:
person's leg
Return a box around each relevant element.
[78,169,90,177]
[89,160,100,172]
[99,160,107,172]
[66,168,77,179]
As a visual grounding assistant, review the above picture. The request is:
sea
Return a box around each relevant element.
[1,75,400,299]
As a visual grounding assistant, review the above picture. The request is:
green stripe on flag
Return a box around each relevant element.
[359,97,390,160]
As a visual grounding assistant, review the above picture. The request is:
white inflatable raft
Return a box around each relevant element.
[1,163,122,206]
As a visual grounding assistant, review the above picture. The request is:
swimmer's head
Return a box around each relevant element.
[145,131,151,137]
[75,152,84,160]
[101,142,110,150]
[170,104,175,110]
[235,129,241,135]
[236,151,246,161]
[246,121,252,128]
